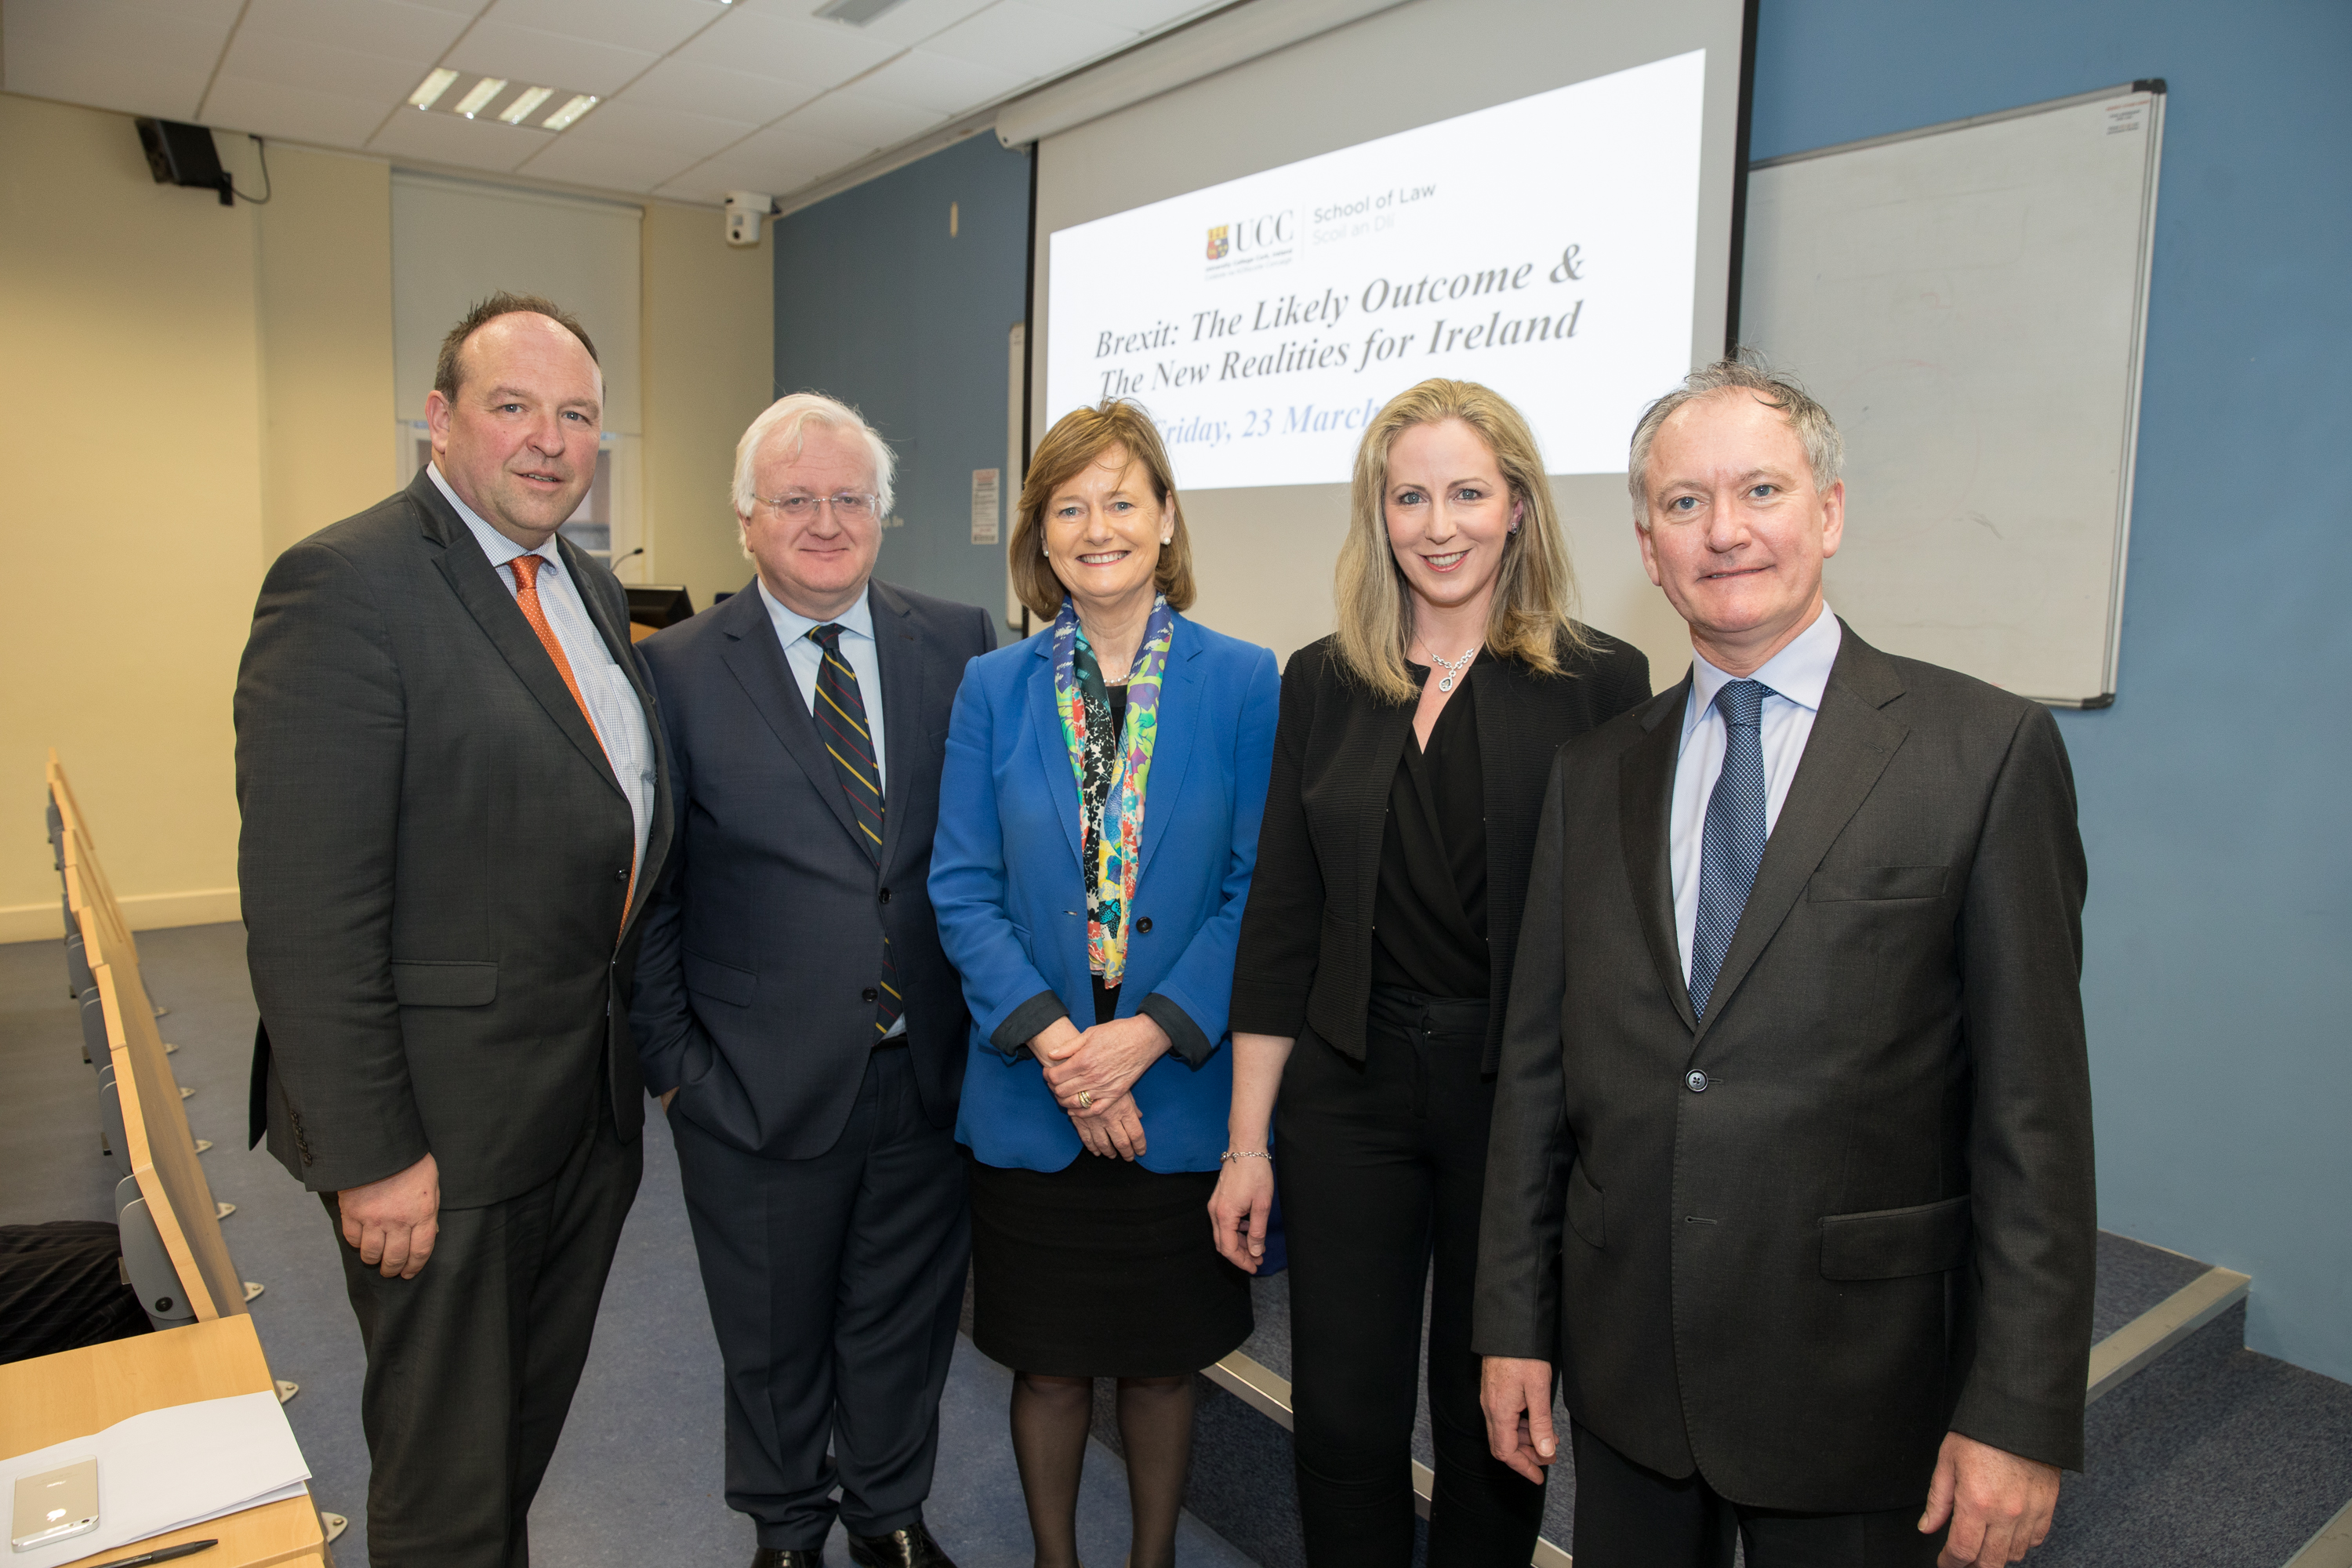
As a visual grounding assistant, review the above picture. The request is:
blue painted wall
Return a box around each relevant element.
[772,132,1031,622]
[1752,0,2352,1384]
[776,1,2352,1380]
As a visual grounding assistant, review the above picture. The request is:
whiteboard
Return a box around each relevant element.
[1738,82,2165,705]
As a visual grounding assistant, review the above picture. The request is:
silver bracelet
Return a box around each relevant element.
[1220,1149,1273,1163]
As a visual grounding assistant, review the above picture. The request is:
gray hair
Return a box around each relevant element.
[1626,356,1844,526]
[732,390,896,521]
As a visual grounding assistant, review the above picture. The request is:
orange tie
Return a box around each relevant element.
[510,553,637,927]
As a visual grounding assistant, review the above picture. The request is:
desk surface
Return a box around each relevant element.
[0,1316,328,1568]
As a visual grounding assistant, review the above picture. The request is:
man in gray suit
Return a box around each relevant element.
[630,393,993,1568]
[238,293,670,1567]
[1477,361,2094,1568]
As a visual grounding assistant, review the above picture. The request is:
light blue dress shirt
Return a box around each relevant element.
[1669,603,1843,983]
[755,577,888,794]
[429,463,656,874]
[755,575,902,1036]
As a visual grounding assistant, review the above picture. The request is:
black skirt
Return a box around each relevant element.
[967,1150,1252,1378]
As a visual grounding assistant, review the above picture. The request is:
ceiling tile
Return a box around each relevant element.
[916,2,1132,78]
[772,90,940,153]
[664,123,866,199]
[211,31,435,101]
[4,0,243,75]
[204,74,402,146]
[475,0,727,57]
[849,46,1020,115]
[230,0,473,66]
[674,8,900,92]
[619,56,824,124]
[367,103,550,170]
[517,132,702,192]
[549,98,753,158]
[442,20,659,96]
[0,38,212,120]
[843,0,1000,49]
[1021,0,1221,30]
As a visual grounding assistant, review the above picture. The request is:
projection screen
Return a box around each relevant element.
[1025,0,1751,674]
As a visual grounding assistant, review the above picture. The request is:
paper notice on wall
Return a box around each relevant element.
[971,468,1001,544]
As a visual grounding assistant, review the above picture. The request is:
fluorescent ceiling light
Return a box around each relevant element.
[499,85,554,125]
[814,0,911,24]
[408,67,459,111]
[541,93,599,131]
[454,76,508,118]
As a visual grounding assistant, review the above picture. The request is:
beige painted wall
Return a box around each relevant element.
[642,201,775,608]
[2,96,773,941]
[256,147,397,559]
[2,93,268,939]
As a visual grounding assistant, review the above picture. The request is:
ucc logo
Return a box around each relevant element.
[1205,212,1293,263]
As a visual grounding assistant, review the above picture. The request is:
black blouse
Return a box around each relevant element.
[1370,662,1489,999]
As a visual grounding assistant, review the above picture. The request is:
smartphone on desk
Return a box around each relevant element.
[10,1457,98,1553]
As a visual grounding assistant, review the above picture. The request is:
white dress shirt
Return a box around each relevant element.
[430,463,656,874]
[1668,604,1843,985]
[757,576,888,795]
[756,575,904,1037]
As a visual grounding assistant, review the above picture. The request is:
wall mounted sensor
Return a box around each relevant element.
[724,191,777,246]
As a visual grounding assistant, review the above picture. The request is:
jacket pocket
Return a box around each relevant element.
[683,949,757,1008]
[1807,864,1948,902]
[1820,1194,1971,1279]
[1567,1160,1606,1250]
[390,960,498,1007]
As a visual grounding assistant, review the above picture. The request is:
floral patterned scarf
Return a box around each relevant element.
[1052,593,1177,988]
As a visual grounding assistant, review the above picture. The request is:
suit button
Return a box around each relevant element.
[1136,916,1153,934]
[1686,1070,1709,1093]
[879,887,891,903]
[614,868,629,883]
[862,987,878,1003]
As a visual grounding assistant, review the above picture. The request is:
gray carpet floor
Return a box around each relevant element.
[1,923,1251,1568]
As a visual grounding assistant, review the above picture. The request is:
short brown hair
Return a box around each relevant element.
[1333,378,1588,702]
[1010,401,1196,622]
[433,292,599,400]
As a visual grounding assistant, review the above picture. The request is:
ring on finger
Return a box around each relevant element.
[1078,1090,1094,1109]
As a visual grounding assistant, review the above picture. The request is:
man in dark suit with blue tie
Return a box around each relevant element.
[1476,361,2096,1568]
[631,393,995,1568]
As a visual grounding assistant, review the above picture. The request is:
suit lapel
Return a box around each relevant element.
[556,532,675,930]
[1134,615,1200,887]
[872,581,924,871]
[1621,676,1698,1034]
[417,473,619,796]
[717,587,864,851]
[1025,638,1085,868]
[1696,625,1909,1040]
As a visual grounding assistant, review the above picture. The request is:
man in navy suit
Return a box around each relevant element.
[631,393,995,1568]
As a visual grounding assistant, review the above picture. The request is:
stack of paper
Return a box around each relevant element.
[2,1392,309,1568]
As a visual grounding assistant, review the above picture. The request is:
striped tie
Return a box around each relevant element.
[808,623,898,1036]
[1690,679,1771,1021]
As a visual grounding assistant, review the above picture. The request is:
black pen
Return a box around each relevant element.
[79,1540,217,1568]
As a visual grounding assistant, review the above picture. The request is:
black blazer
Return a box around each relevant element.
[1230,630,1650,1070]
[1475,625,2096,1512]
[237,469,675,1209]
[628,578,996,1160]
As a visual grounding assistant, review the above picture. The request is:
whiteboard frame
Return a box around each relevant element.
[1748,82,2166,707]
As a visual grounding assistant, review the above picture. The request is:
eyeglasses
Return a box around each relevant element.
[754,492,878,521]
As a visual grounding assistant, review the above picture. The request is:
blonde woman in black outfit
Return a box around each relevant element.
[1211,379,1650,1567]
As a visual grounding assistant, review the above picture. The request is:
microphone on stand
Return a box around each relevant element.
[611,546,645,579]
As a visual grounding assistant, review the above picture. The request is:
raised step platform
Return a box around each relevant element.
[1134,1232,2352,1568]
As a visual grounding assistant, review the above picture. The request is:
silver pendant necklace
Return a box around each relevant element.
[1420,643,1478,693]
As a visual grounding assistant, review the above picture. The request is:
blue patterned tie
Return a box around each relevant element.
[809,624,898,1036]
[1690,680,1772,1021]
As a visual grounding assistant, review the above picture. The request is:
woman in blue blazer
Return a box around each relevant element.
[931,400,1277,1568]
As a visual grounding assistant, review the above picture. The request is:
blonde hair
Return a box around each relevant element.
[1010,400,1196,622]
[1334,379,1588,702]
